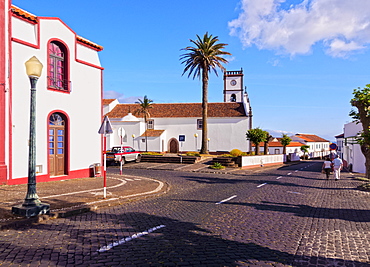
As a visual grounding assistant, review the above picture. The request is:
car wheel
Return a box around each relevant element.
[135,155,141,163]
[121,158,126,165]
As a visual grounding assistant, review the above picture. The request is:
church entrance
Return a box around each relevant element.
[168,138,179,153]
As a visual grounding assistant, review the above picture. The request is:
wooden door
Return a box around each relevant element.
[49,113,65,176]
[169,139,179,153]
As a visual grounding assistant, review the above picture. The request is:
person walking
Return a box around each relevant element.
[332,155,343,180]
[322,157,332,179]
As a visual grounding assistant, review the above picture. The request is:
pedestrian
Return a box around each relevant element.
[332,155,343,180]
[322,157,332,179]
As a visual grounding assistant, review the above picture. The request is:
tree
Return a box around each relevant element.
[350,84,370,179]
[246,128,267,155]
[300,145,309,159]
[263,131,273,155]
[180,32,231,154]
[279,134,292,155]
[134,95,153,152]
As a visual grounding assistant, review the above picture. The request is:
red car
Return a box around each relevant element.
[106,146,141,165]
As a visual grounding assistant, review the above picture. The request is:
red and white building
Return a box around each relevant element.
[0,2,103,185]
[291,133,330,158]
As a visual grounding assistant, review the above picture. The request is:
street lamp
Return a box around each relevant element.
[12,56,50,218]
[194,133,198,151]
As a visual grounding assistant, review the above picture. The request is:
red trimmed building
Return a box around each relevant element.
[0,2,103,184]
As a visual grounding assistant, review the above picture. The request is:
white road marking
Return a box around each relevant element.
[43,177,127,199]
[97,225,166,253]
[257,183,267,188]
[276,176,282,179]
[295,170,298,172]
[287,172,292,175]
[216,195,237,205]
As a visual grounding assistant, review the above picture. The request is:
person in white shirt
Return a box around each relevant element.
[322,157,332,179]
[332,155,343,180]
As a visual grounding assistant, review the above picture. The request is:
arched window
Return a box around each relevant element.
[230,94,236,102]
[48,41,68,92]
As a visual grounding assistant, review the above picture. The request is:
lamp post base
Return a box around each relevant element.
[12,203,50,218]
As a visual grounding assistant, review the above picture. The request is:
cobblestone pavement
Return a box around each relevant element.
[0,161,369,266]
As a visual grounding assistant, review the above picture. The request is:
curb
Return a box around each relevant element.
[0,179,169,231]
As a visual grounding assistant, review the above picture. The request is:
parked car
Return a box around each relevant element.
[106,146,141,165]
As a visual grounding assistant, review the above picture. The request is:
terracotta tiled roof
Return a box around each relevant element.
[107,102,247,118]
[294,134,329,142]
[11,5,38,23]
[335,133,344,138]
[11,5,103,51]
[252,141,304,147]
[76,36,103,51]
[140,130,165,137]
[103,99,116,105]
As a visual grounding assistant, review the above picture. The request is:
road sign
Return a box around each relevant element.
[98,116,113,135]
[329,143,338,150]
[118,127,126,138]
[179,135,185,142]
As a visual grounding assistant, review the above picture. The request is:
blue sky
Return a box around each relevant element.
[12,0,370,141]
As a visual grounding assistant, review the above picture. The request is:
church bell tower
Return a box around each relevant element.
[223,69,244,102]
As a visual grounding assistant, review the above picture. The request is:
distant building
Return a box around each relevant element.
[290,134,330,158]
[252,139,304,155]
[335,133,344,159]
[0,3,103,184]
[103,70,253,153]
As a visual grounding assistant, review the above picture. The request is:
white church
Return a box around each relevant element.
[104,70,253,153]
[0,3,103,185]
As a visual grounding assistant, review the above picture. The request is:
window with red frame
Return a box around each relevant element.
[48,42,68,91]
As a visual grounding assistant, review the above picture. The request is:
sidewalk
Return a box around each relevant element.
[0,173,167,230]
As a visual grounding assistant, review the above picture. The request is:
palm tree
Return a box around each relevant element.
[180,32,231,154]
[263,131,273,155]
[300,145,309,160]
[280,134,292,155]
[134,95,153,152]
[246,128,267,155]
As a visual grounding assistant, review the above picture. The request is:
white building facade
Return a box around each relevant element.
[0,3,103,185]
[291,134,330,158]
[341,121,365,173]
[104,70,253,153]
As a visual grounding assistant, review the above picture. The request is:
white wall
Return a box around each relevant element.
[343,121,366,173]
[11,16,102,179]
[107,116,251,153]
[240,154,284,168]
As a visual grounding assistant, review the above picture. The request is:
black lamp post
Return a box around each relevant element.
[12,56,50,218]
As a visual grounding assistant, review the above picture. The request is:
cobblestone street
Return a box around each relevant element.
[0,161,369,266]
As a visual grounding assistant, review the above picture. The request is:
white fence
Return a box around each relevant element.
[240,154,284,168]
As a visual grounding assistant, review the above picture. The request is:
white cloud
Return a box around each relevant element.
[264,129,295,137]
[103,90,140,103]
[229,0,370,57]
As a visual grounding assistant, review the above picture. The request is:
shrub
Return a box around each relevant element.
[186,152,201,157]
[230,149,243,157]
[210,162,225,169]
[141,152,162,155]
